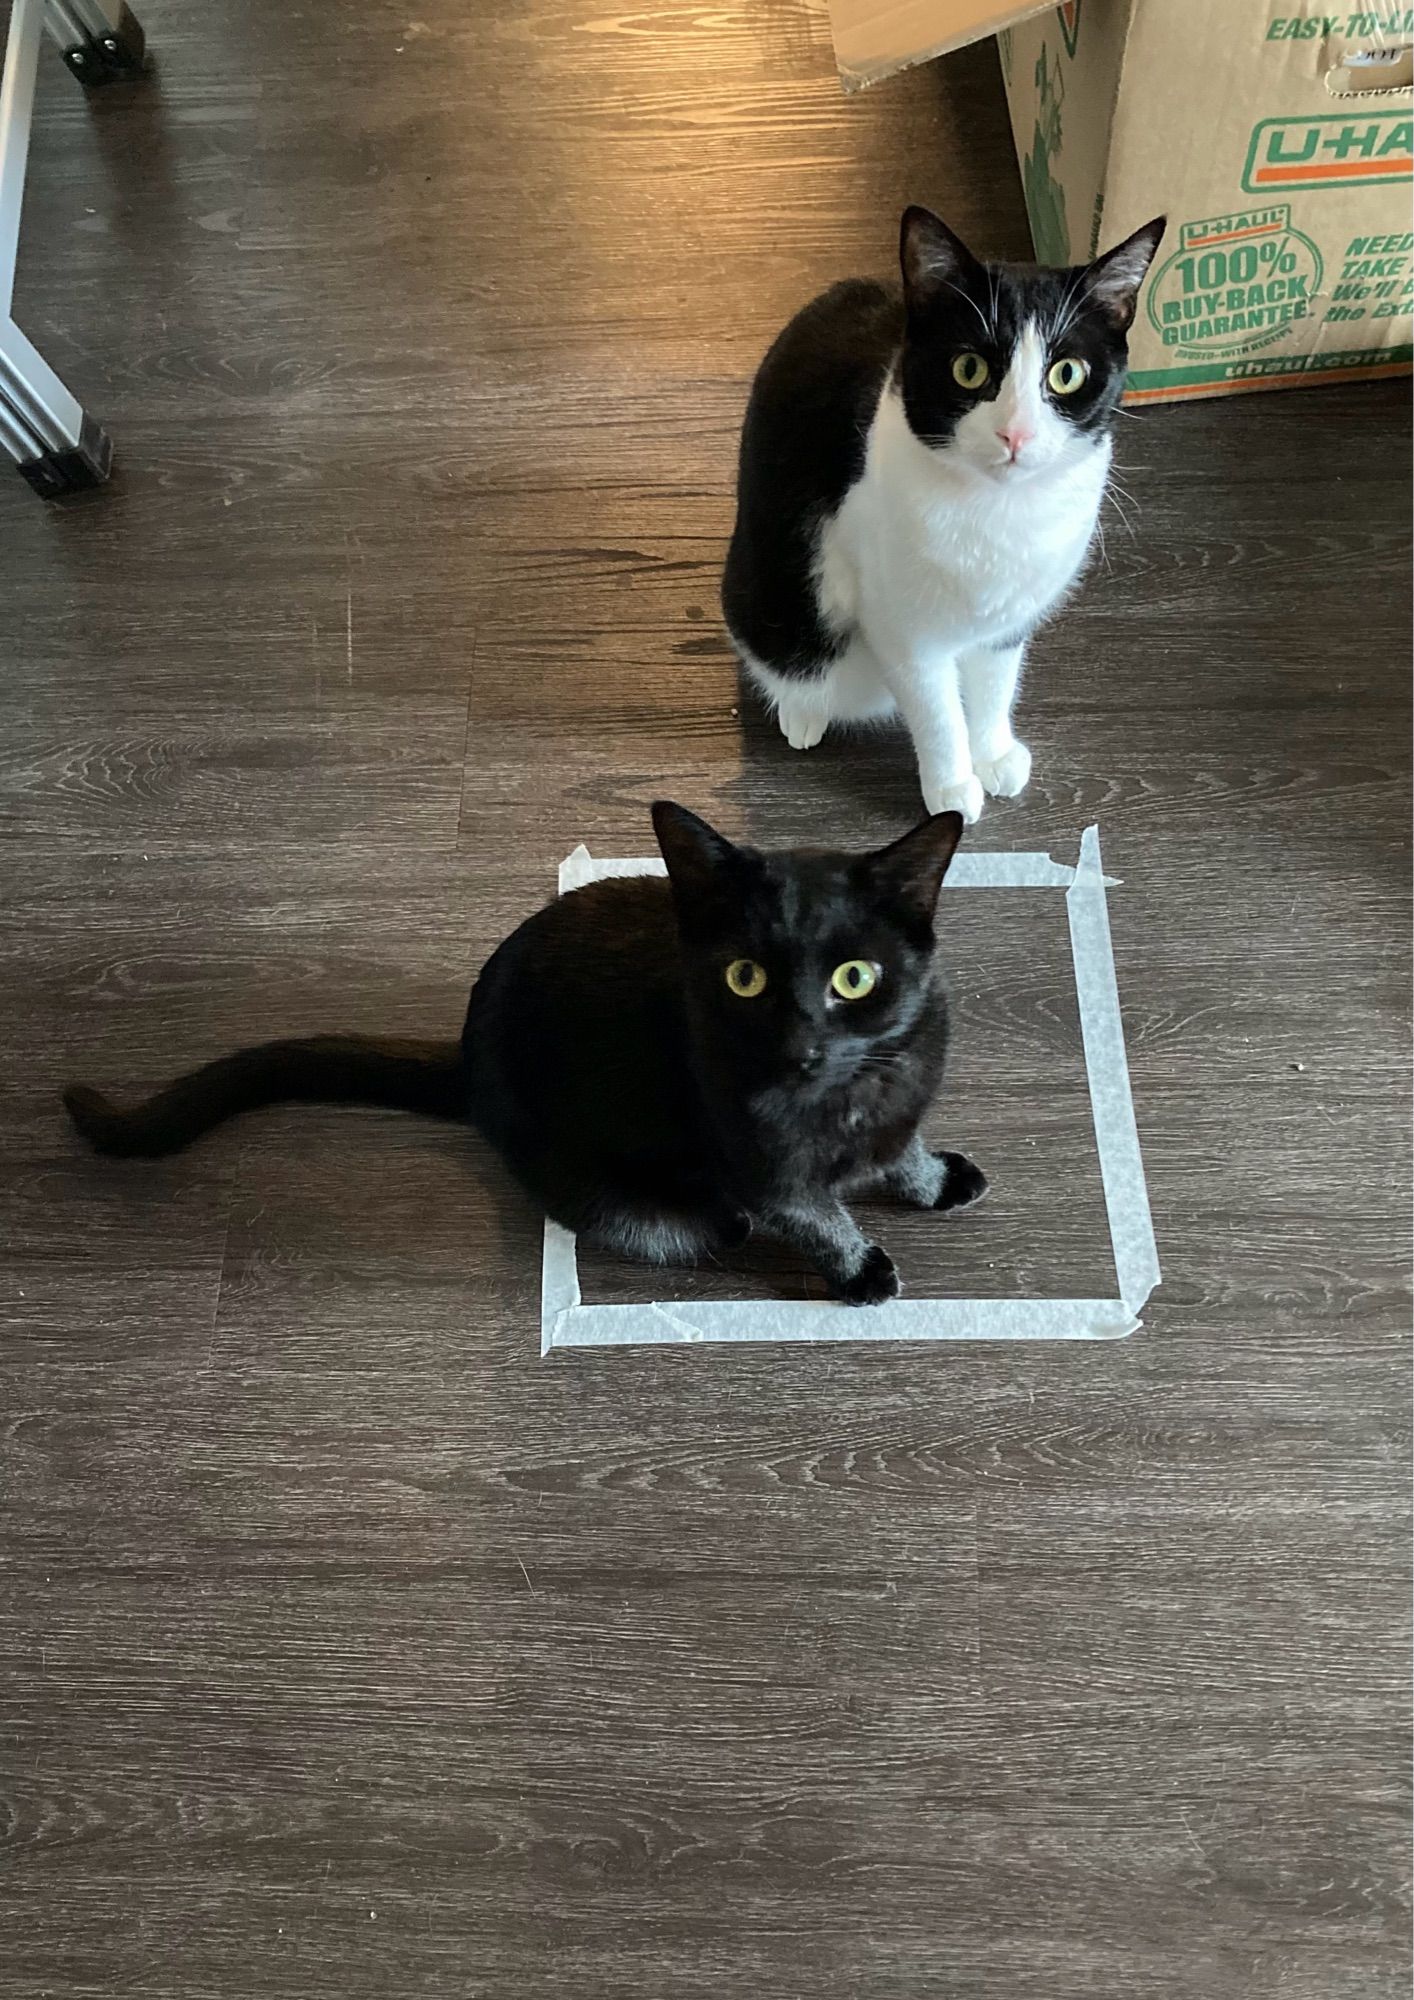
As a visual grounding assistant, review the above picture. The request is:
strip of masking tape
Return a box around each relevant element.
[1066,824,1161,1315]
[542,1272,1141,1351]
[558,846,1115,895]
[542,829,1156,1351]
[541,1220,580,1357]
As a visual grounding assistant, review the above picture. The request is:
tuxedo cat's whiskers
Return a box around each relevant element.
[939,277,991,339]
[722,205,1164,822]
[1049,269,1095,348]
[1105,477,1141,538]
[1092,513,1114,577]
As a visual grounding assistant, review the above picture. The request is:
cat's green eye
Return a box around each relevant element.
[1047,356,1089,396]
[952,352,990,391]
[725,958,768,999]
[830,960,880,1002]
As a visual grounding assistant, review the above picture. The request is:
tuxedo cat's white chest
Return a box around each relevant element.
[818,388,1109,653]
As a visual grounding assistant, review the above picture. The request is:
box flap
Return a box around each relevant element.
[827,0,1058,91]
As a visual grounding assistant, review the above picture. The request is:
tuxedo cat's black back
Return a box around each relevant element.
[722,279,902,673]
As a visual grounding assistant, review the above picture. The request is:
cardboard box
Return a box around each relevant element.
[826,0,1413,402]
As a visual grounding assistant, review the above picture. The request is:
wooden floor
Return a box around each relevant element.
[2,4,1410,1994]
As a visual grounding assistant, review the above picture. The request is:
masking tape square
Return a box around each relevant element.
[542,827,1158,1351]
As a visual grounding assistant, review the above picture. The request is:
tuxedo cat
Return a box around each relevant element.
[64,806,986,1305]
[722,206,1165,823]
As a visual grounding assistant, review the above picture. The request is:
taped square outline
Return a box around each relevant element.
[542,826,1159,1352]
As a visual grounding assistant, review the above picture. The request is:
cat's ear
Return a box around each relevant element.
[867,811,964,923]
[1084,217,1166,330]
[652,801,744,903]
[900,206,981,309]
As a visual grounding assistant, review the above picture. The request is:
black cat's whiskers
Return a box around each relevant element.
[860,1049,909,1071]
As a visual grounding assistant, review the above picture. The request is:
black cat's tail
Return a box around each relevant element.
[62,1036,467,1158]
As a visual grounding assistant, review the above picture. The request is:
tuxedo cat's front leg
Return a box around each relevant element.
[880,651,985,825]
[959,640,1032,800]
[761,1195,899,1306]
[876,1132,989,1213]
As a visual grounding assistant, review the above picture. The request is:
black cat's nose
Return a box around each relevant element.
[795,1046,824,1075]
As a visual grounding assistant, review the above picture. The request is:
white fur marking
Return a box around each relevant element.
[797,345,1109,815]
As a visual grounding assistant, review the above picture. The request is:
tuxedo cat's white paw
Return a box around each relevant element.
[777,694,828,752]
[974,741,1032,799]
[924,774,985,824]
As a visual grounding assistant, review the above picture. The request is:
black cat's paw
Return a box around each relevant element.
[934,1151,988,1214]
[837,1244,900,1307]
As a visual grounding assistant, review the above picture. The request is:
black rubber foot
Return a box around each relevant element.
[62,5,148,87]
[17,415,114,498]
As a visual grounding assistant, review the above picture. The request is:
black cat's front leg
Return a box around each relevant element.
[879,1133,989,1213]
[761,1196,899,1306]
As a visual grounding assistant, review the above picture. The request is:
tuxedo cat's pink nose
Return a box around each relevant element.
[996,421,1034,461]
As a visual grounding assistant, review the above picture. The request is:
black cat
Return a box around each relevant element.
[63,805,986,1304]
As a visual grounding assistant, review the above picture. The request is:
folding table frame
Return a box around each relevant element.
[0,0,147,497]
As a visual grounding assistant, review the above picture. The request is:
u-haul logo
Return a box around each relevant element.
[1243,112,1413,192]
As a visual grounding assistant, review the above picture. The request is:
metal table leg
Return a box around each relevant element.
[47,0,147,88]
[0,0,148,498]
[0,313,111,496]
